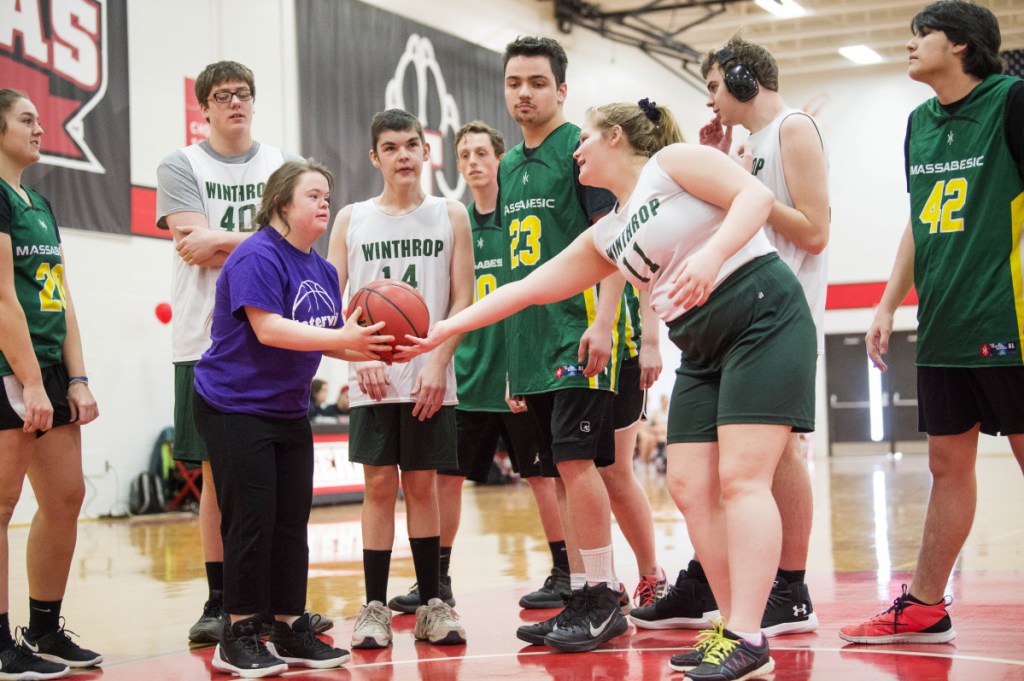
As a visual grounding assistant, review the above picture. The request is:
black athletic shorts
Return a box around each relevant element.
[613,356,646,430]
[349,403,457,470]
[0,363,74,433]
[524,388,615,478]
[440,409,543,482]
[917,365,1024,436]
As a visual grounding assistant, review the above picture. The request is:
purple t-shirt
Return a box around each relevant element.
[195,227,342,419]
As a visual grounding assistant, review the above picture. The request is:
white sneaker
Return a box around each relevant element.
[350,601,392,649]
[413,598,466,645]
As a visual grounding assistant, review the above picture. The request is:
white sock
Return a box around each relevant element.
[570,573,587,591]
[579,545,616,586]
[731,630,764,646]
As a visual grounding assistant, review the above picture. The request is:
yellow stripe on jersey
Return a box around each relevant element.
[623,300,639,359]
[1010,192,1024,356]
[609,296,622,393]
[581,285,622,391]
[583,286,599,390]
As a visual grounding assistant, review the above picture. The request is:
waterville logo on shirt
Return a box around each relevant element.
[360,239,445,261]
[205,181,266,202]
[293,281,338,328]
[910,156,984,176]
[503,198,555,215]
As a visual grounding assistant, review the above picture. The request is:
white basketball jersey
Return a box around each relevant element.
[592,151,775,323]
[346,195,457,407]
[747,110,829,353]
[171,143,286,361]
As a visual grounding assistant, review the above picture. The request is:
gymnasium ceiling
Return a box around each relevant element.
[551,0,1024,86]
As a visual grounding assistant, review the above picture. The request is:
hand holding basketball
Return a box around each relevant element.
[346,279,430,363]
[338,307,393,360]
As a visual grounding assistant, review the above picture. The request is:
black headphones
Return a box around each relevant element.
[716,46,759,102]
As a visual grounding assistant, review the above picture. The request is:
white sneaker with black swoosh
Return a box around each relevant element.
[542,583,629,653]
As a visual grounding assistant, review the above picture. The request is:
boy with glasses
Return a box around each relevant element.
[156,60,331,644]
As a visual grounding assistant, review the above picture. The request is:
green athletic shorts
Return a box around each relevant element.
[349,403,457,470]
[666,254,816,443]
[174,362,208,463]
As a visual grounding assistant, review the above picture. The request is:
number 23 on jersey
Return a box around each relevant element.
[509,215,542,269]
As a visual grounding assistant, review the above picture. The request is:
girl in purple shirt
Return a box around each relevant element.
[193,159,390,677]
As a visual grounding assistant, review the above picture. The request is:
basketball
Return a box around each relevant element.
[346,279,430,361]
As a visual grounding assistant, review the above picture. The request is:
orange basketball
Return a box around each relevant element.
[346,279,430,361]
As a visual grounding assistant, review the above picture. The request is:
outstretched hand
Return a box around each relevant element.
[392,320,453,363]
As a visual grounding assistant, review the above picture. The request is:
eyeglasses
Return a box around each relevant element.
[208,88,253,104]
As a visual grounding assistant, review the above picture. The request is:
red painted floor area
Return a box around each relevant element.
[72,570,1024,680]
[12,453,1023,680]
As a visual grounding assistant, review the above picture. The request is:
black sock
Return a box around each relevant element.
[904,592,942,606]
[409,536,441,605]
[206,561,224,598]
[777,568,805,585]
[439,546,452,578]
[549,540,569,572]
[363,549,392,605]
[28,598,61,635]
[0,613,13,650]
[687,559,708,583]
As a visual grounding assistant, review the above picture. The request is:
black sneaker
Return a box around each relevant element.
[212,617,287,679]
[518,567,570,609]
[685,629,774,681]
[258,610,334,636]
[0,642,69,680]
[761,576,818,637]
[190,591,227,644]
[516,589,586,645]
[542,583,629,653]
[629,561,719,630]
[667,619,724,672]
[19,621,102,668]
[265,613,350,669]
[387,576,455,615]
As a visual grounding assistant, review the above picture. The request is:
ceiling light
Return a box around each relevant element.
[754,0,809,18]
[839,45,884,65]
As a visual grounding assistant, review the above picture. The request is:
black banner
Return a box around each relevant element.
[296,0,520,219]
[2,0,131,234]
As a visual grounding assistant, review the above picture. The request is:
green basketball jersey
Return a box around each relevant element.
[622,283,642,360]
[454,205,510,411]
[907,74,1024,367]
[0,180,67,376]
[499,122,624,394]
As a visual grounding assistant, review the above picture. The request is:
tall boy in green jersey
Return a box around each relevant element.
[386,122,572,615]
[502,36,632,653]
[842,0,1024,645]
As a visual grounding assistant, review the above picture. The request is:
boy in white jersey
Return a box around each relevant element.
[156,60,328,644]
[633,37,830,638]
[700,36,828,637]
[327,109,473,649]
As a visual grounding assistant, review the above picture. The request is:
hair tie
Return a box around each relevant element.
[638,98,661,124]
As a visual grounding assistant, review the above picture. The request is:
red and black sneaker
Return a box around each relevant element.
[839,585,956,644]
